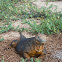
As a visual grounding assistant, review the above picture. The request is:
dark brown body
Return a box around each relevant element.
[10,32,47,59]
[15,37,45,59]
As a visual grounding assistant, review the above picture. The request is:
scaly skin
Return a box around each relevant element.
[10,36,46,59]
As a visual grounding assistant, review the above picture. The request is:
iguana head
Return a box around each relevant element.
[35,33,47,43]
[10,40,19,48]
[35,36,47,43]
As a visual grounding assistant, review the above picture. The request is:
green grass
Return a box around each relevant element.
[0,0,62,35]
[0,38,4,42]
[20,58,41,62]
[1,56,5,62]
[1,57,41,62]
[0,23,13,34]
[0,0,20,21]
[23,5,62,34]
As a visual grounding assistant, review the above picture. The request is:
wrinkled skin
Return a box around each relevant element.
[10,36,46,59]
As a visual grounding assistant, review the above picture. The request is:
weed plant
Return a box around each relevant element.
[20,58,41,62]
[0,23,12,33]
[1,56,5,62]
[24,5,62,34]
[1,57,41,62]
[0,0,62,34]
[0,38,4,42]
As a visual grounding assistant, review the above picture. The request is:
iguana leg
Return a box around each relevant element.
[23,53,30,59]
[38,52,46,59]
[38,48,47,59]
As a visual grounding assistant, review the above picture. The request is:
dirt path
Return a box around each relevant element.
[43,33,62,62]
[34,1,62,12]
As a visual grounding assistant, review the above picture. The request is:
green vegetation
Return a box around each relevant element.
[30,58,41,62]
[0,23,12,34]
[0,0,19,20]
[0,0,62,35]
[20,58,41,62]
[25,11,62,34]
[22,4,62,34]
[1,57,41,62]
[0,38,4,42]
[1,56,5,62]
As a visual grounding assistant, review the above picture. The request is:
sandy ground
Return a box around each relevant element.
[0,31,62,62]
[34,1,62,12]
